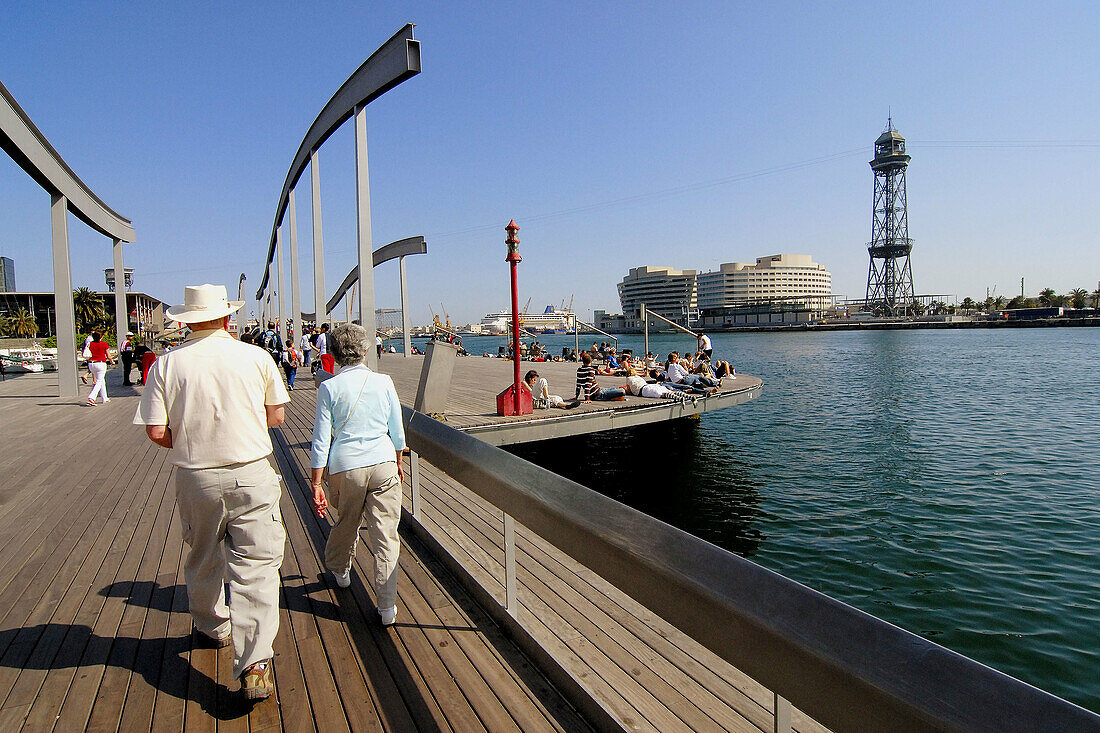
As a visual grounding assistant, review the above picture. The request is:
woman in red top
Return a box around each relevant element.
[85,331,114,405]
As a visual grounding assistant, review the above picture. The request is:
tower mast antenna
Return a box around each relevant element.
[864,119,915,316]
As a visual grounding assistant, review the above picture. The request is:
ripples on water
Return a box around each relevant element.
[502,328,1100,711]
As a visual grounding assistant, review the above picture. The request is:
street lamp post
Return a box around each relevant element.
[496,220,532,416]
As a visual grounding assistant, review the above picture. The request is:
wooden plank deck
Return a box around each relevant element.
[372,354,762,445]
[0,365,826,733]
[0,371,592,732]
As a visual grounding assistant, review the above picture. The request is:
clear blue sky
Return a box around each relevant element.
[2,2,1098,325]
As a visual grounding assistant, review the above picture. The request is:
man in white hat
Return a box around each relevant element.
[133,284,289,700]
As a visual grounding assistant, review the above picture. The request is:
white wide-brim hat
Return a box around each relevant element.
[166,284,245,324]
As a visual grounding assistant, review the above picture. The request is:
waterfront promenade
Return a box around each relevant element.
[0,369,821,732]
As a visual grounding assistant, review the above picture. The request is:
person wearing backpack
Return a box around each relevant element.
[281,344,301,388]
[261,322,283,363]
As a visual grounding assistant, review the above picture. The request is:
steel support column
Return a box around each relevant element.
[288,189,301,351]
[311,149,326,326]
[237,274,247,336]
[51,194,78,397]
[353,105,378,369]
[399,255,411,357]
[276,225,285,337]
[112,238,127,353]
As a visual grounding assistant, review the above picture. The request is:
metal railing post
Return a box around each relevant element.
[112,238,127,354]
[353,104,378,369]
[642,302,648,357]
[51,194,78,397]
[409,450,421,518]
[773,693,791,733]
[288,188,300,352]
[399,254,411,357]
[276,225,285,333]
[504,512,517,615]
[310,148,326,326]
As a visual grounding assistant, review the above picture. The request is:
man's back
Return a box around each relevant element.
[135,330,289,469]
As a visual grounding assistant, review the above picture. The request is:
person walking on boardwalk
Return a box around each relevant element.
[84,331,113,405]
[309,324,406,626]
[133,284,290,701]
[281,342,301,389]
[120,331,136,385]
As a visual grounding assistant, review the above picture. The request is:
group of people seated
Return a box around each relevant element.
[521,341,737,410]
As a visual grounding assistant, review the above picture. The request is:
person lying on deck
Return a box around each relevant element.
[575,352,626,403]
[624,375,698,406]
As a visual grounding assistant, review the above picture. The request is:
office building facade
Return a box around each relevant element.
[616,255,833,331]
[616,266,699,329]
[0,257,14,292]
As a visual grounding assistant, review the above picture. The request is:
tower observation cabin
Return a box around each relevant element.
[865,120,915,316]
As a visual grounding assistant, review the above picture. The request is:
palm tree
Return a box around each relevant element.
[1038,287,1057,307]
[994,296,1006,309]
[1091,289,1100,310]
[1069,289,1088,309]
[73,287,106,333]
[961,297,976,312]
[9,308,38,338]
[0,315,9,337]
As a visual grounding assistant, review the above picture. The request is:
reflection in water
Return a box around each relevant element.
[506,418,766,557]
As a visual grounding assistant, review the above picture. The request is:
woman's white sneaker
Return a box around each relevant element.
[334,569,351,588]
[379,606,397,626]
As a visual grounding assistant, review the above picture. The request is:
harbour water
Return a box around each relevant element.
[436,328,1100,712]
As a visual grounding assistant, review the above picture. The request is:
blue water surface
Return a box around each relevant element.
[488,327,1100,712]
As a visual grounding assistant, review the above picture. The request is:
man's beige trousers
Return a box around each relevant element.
[325,462,402,611]
[175,458,285,679]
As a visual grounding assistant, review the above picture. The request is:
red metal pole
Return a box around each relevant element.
[505,220,522,414]
[509,259,521,413]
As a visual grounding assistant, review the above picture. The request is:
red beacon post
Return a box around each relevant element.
[496,220,533,416]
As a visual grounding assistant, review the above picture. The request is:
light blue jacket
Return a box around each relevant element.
[310,365,406,473]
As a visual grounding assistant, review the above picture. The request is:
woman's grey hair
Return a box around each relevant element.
[330,323,371,366]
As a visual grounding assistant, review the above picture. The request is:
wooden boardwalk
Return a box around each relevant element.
[0,368,825,732]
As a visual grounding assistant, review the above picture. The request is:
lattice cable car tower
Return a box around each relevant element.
[865,118,915,315]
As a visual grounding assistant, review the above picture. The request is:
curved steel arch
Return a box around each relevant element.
[0,79,134,242]
[326,235,426,315]
[256,24,420,299]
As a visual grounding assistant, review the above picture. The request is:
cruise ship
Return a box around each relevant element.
[480,305,576,334]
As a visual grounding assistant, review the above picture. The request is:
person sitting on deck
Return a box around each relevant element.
[695,352,734,380]
[524,369,567,408]
[575,352,627,402]
[663,352,719,392]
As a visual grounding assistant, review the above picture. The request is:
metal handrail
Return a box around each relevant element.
[643,305,698,337]
[401,406,1100,733]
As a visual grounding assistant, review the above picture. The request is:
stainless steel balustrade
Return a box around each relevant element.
[400,406,1100,733]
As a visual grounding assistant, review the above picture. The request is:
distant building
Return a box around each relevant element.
[697,254,831,309]
[614,255,833,330]
[616,266,698,330]
[593,310,629,333]
[0,257,14,292]
[0,291,167,338]
[697,255,832,327]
